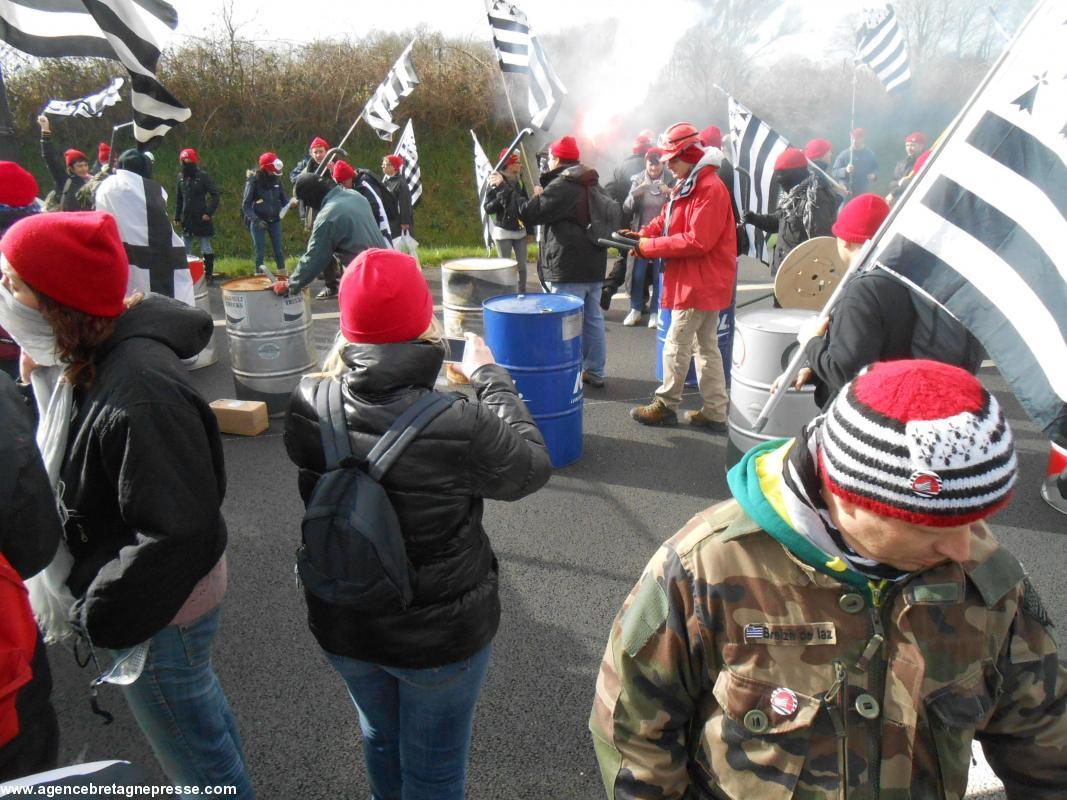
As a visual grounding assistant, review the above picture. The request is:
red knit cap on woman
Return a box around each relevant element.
[818,360,1017,527]
[339,248,432,344]
[832,194,889,244]
[0,212,128,317]
[384,154,404,170]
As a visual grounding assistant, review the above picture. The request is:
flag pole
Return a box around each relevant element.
[752,0,1046,433]
[847,61,857,197]
[484,0,537,190]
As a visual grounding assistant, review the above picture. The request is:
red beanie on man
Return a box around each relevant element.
[331,160,355,183]
[98,142,111,163]
[0,212,128,317]
[0,162,39,208]
[631,133,652,155]
[699,125,723,149]
[64,149,88,168]
[498,148,520,166]
[550,136,580,162]
[832,193,890,244]
[179,148,199,164]
[258,152,281,174]
[385,154,404,170]
[774,147,808,171]
[905,131,926,145]
[309,136,329,150]
[804,138,832,160]
[340,248,433,344]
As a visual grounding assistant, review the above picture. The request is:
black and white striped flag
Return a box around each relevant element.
[470,130,494,250]
[487,0,530,73]
[361,38,419,141]
[857,4,912,95]
[394,119,422,206]
[0,0,190,143]
[42,75,124,118]
[527,34,566,131]
[728,95,790,262]
[870,0,1066,432]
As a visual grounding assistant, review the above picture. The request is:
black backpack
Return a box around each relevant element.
[584,183,623,249]
[296,381,454,614]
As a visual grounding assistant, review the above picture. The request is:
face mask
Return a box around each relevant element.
[0,281,61,367]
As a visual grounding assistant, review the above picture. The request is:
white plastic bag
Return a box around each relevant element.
[392,233,420,268]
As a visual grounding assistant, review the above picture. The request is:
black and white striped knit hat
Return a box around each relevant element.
[818,360,1017,527]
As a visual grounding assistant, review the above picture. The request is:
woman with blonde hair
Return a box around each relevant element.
[284,248,551,800]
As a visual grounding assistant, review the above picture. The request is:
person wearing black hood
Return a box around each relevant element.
[36,115,89,212]
[743,147,837,279]
[0,212,254,796]
[175,149,221,283]
[271,173,387,298]
[518,135,608,388]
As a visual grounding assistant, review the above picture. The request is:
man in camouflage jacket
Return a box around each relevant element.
[591,360,1067,800]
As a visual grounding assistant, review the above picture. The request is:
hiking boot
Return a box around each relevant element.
[631,397,677,426]
[316,286,338,300]
[599,286,613,311]
[582,370,605,388]
[686,410,727,432]
[622,309,642,326]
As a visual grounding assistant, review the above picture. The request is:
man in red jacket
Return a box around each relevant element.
[627,123,737,428]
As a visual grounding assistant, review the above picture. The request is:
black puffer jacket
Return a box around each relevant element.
[60,296,226,649]
[284,341,551,668]
[175,165,220,237]
[518,163,603,283]
[483,176,528,234]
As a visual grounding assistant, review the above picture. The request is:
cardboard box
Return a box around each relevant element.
[210,399,269,436]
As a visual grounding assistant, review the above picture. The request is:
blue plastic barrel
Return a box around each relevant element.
[483,293,584,468]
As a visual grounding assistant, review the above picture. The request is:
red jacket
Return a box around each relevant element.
[638,156,737,311]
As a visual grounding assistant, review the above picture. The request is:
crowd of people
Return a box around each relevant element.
[0,106,1065,800]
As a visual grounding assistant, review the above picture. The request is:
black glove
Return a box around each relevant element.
[742,210,757,226]
[617,229,641,241]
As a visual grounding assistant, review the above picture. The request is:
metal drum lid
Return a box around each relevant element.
[773,236,844,311]
[484,293,582,315]
[443,257,517,271]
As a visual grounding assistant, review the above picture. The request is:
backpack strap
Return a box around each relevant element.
[315,380,353,469]
[366,392,454,481]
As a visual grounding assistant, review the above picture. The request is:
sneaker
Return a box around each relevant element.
[599,287,613,311]
[647,315,658,328]
[631,397,677,426]
[623,309,642,326]
[316,286,338,300]
[686,410,727,432]
[582,370,605,388]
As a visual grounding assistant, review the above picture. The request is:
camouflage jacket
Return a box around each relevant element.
[590,500,1067,799]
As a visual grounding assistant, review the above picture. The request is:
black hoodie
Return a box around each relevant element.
[59,295,227,649]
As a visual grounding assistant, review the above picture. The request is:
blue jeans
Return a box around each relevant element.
[182,234,213,256]
[545,281,606,379]
[116,608,254,799]
[324,644,492,800]
[630,258,660,313]
[249,219,285,270]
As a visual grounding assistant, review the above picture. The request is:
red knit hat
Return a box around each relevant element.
[309,136,329,150]
[832,193,889,244]
[0,162,39,207]
[340,248,433,344]
[550,136,580,161]
[644,146,664,162]
[699,125,722,149]
[774,147,808,171]
[804,138,832,160]
[497,148,520,166]
[384,154,404,170]
[819,360,1016,527]
[631,133,652,155]
[258,152,282,174]
[64,149,88,168]
[331,160,355,183]
[179,148,199,164]
[0,212,128,317]
[851,127,866,139]
[905,131,926,145]
[98,142,111,163]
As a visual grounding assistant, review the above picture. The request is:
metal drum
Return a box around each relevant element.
[483,293,583,468]
[221,276,316,416]
[184,261,218,370]
[726,308,821,467]
[442,258,519,339]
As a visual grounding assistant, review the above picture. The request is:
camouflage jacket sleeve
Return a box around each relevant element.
[590,525,709,800]
[978,578,1067,798]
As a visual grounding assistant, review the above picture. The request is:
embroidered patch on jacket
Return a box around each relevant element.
[742,622,837,645]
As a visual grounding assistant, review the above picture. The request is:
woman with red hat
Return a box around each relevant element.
[241,152,290,274]
[284,248,550,800]
[620,146,675,326]
[485,148,530,289]
[0,212,254,796]
[36,115,89,212]
[381,153,414,238]
[175,148,221,283]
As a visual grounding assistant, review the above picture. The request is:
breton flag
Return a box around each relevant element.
[94,170,193,307]
[857,4,912,95]
[470,130,494,250]
[361,38,420,141]
[42,76,124,119]
[394,119,423,206]
[0,0,190,143]
[869,0,1067,432]
[728,95,790,262]
[527,34,566,131]
[487,0,530,73]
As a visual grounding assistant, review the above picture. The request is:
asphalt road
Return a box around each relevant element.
[44,260,1065,799]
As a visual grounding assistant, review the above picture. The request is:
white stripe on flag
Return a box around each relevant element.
[527,35,566,131]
